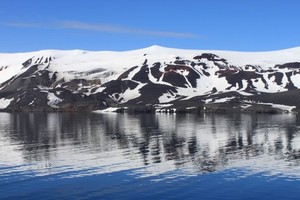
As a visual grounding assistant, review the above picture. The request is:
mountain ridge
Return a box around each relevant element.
[0,46,300,113]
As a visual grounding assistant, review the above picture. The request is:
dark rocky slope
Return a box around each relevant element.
[0,46,300,113]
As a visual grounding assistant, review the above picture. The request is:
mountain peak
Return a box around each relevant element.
[148,45,165,49]
[1,45,300,113]
[141,45,169,51]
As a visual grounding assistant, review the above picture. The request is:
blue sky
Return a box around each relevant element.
[1,0,300,52]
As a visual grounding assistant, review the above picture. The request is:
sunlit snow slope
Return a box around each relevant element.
[0,45,300,112]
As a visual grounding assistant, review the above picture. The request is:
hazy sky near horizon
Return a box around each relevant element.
[1,0,300,52]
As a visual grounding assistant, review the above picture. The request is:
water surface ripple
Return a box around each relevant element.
[1,113,300,199]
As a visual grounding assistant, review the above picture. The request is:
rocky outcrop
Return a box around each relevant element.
[0,46,300,113]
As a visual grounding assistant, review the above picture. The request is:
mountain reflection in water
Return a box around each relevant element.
[1,112,300,181]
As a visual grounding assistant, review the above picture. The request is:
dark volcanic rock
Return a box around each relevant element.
[162,71,188,88]
[276,62,300,69]
[102,79,139,94]
[118,66,139,79]
[1,48,300,113]
[22,58,33,68]
[150,62,163,81]
[132,65,150,83]
[126,83,178,105]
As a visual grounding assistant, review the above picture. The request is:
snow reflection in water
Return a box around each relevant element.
[2,113,300,199]
[1,112,300,181]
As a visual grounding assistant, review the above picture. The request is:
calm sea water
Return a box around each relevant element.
[1,112,300,199]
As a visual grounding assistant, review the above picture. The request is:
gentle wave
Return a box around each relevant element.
[1,113,300,199]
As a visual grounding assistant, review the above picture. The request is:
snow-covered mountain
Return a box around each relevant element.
[1,45,300,112]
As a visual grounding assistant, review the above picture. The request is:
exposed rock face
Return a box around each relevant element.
[0,46,300,113]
